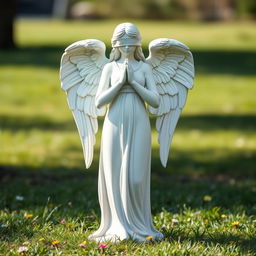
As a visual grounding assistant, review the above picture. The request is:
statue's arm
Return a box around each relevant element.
[129,64,160,108]
[95,63,125,108]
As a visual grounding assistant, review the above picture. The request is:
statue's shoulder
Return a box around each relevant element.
[141,61,152,72]
[102,62,114,72]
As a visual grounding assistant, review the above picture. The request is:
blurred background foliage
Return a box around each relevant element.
[72,0,256,20]
[1,0,256,49]
[0,0,256,255]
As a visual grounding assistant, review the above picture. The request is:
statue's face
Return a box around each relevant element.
[119,45,136,56]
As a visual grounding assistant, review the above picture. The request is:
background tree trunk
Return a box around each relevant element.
[0,0,16,49]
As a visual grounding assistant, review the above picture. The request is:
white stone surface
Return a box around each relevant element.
[60,23,194,242]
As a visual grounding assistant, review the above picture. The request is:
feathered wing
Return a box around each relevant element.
[146,38,195,167]
[60,39,108,169]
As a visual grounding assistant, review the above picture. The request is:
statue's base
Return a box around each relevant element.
[88,232,164,243]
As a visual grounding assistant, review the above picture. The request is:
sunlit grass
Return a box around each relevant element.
[0,19,256,255]
[16,19,256,50]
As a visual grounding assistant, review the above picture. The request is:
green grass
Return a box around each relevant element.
[0,19,256,255]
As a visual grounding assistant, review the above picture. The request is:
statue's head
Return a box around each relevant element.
[111,23,142,48]
[110,23,145,62]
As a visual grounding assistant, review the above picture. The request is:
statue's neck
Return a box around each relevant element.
[119,53,135,62]
[118,57,137,65]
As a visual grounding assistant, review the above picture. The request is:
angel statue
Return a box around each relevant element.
[60,23,194,242]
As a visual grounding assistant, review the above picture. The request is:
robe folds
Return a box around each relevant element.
[89,84,163,242]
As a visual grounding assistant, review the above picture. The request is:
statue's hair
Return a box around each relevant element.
[110,23,145,62]
[111,23,141,45]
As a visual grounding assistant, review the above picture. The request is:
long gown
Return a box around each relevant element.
[89,62,163,242]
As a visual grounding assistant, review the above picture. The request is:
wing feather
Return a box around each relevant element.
[66,85,78,110]
[176,82,188,108]
[167,80,178,95]
[89,117,98,135]
[156,115,164,132]
[60,63,77,79]
[60,39,108,169]
[146,38,194,167]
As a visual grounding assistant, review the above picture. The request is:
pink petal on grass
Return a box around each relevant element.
[60,219,65,223]
[18,246,28,253]
[98,244,107,249]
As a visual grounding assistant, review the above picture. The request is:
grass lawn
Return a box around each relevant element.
[0,19,256,255]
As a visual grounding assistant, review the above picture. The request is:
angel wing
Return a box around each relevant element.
[60,39,108,169]
[146,38,195,167]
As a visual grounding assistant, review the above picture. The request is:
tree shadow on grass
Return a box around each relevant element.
[0,165,255,253]
[0,45,255,75]
[0,164,255,213]
[0,46,63,68]
[165,230,256,254]
[0,166,256,251]
[0,113,74,131]
[151,148,256,179]
[1,113,256,132]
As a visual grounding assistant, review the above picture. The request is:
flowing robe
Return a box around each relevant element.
[89,62,163,242]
